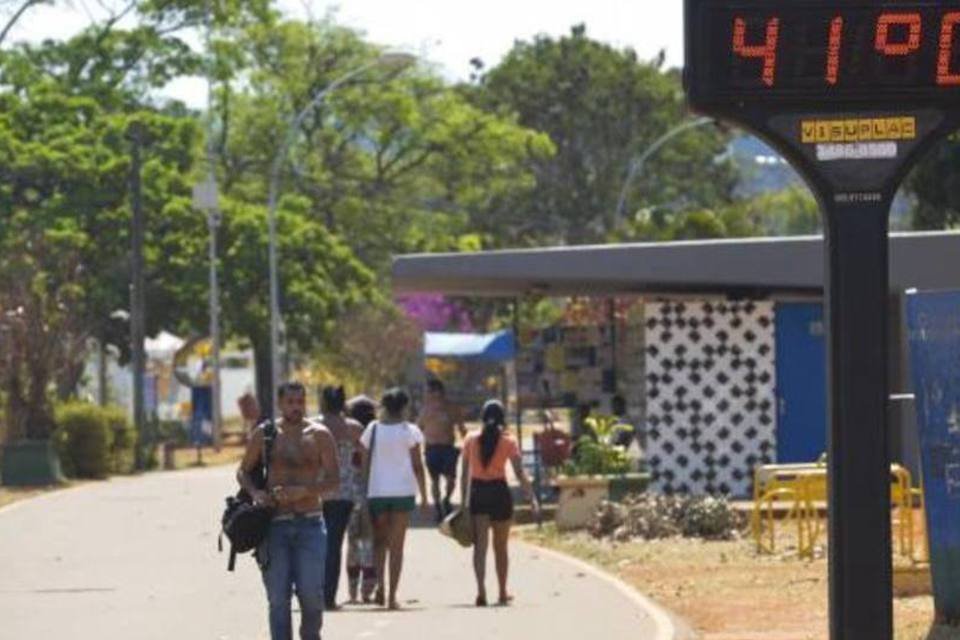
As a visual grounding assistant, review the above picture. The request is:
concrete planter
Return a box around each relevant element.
[555,473,650,531]
[1,439,65,487]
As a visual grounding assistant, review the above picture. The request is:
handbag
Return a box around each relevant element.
[439,438,474,547]
[220,420,277,571]
[440,507,474,547]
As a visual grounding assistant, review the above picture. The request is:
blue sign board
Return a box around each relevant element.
[190,386,214,447]
[906,290,960,621]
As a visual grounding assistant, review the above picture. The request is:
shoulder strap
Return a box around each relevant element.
[262,419,278,481]
[363,422,378,484]
[264,420,277,467]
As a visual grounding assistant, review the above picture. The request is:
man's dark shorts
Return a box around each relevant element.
[425,444,460,478]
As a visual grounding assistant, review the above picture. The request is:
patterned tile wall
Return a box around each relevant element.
[644,300,777,496]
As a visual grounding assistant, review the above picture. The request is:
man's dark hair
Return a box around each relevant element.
[381,387,410,416]
[348,396,377,427]
[426,379,445,395]
[321,385,347,413]
[277,381,306,400]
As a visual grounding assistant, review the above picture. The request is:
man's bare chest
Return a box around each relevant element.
[271,431,320,469]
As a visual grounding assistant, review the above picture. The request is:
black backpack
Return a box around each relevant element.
[219,420,277,571]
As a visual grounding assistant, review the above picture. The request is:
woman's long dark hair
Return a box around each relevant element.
[321,385,346,414]
[479,400,506,468]
[381,387,410,421]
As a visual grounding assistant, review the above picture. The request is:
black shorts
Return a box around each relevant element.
[425,444,460,478]
[469,479,514,522]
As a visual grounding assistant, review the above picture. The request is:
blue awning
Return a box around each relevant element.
[423,330,515,362]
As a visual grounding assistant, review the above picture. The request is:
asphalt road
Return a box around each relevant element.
[0,465,664,639]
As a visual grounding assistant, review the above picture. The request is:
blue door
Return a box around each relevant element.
[775,302,827,463]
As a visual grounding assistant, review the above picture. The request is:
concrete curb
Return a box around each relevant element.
[516,539,677,640]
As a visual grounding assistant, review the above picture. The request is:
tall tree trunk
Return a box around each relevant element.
[26,357,54,439]
[56,357,86,402]
[4,370,26,442]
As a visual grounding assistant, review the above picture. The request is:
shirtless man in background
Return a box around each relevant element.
[419,379,467,521]
[238,381,339,640]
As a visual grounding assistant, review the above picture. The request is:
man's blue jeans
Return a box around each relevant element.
[260,516,327,640]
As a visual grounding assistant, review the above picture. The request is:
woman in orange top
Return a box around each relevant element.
[460,400,540,606]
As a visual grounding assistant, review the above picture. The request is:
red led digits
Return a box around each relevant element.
[723,8,960,93]
[875,12,922,56]
[938,12,960,85]
[826,17,844,85]
[733,16,780,86]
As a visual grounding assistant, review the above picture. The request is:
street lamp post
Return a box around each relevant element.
[193,0,223,450]
[615,116,715,224]
[265,52,416,419]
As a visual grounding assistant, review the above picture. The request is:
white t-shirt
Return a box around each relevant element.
[361,421,424,498]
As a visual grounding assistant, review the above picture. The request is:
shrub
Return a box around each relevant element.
[157,419,189,446]
[563,414,632,476]
[54,403,135,478]
[590,494,745,542]
[104,407,136,475]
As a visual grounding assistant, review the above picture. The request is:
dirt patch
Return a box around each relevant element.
[520,523,952,639]
[0,486,56,510]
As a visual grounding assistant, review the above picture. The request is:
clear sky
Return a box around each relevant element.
[287,0,685,77]
[7,0,684,104]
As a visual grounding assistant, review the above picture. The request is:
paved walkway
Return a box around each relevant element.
[0,466,666,640]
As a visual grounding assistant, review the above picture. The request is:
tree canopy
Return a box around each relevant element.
[468,24,738,246]
[0,2,858,435]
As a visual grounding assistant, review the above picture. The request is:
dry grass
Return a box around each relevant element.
[0,485,58,510]
[0,442,245,511]
[520,520,958,640]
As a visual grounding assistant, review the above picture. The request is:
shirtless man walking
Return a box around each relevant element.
[419,379,467,521]
[238,381,339,640]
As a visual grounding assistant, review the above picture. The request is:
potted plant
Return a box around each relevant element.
[554,414,649,530]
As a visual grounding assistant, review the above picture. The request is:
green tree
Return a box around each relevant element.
[200,18,555,397]
[213,19,553,274]
[0,79,201,435]
[469,24,737,246]
[904,134,960,229]
[203,195,377,410]
[618,185,821,242]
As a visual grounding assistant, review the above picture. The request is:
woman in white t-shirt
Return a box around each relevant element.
[359,387,428,609]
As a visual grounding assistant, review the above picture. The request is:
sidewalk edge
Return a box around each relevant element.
[516,539,677,640]
[0,465,228,517]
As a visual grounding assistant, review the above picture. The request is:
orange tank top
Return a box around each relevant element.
[464,433,520,481]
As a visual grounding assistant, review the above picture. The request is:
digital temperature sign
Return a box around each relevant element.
[686,1,960,107]
[685,4,960,639]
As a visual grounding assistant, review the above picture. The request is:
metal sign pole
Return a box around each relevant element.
[683,2,960,637]
[823,202,892,638]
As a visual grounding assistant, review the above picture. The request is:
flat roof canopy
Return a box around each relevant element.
[393,231,960,298]
[424,330,515,362]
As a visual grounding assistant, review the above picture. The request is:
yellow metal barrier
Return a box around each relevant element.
[752,462,924,561]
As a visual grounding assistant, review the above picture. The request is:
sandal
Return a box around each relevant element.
[475,594,488,607]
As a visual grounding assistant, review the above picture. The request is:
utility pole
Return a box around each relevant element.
[200,0,222,450]
[98,340,108,406]
[208,205,222,450]
[128,122,147,469]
